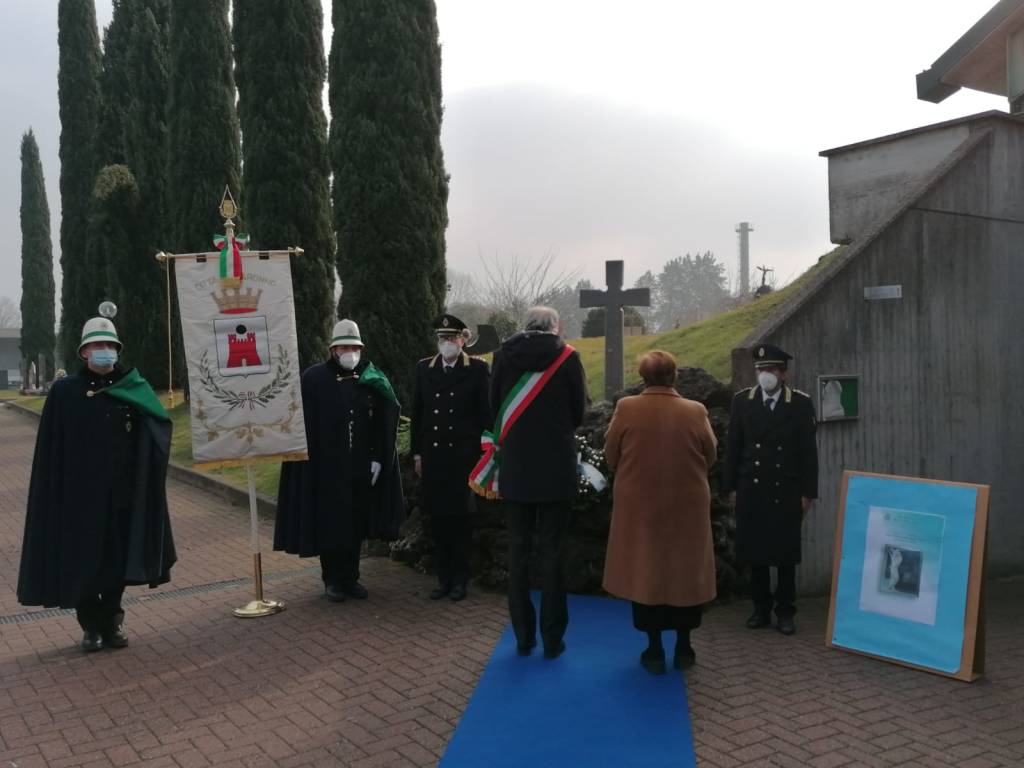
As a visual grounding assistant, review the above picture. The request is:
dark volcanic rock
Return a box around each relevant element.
[388,366,743,600]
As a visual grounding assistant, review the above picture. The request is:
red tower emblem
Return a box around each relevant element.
[214,316,271,377]
[226,325,263,368]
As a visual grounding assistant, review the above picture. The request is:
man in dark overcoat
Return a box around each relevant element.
[489,306,587,658]
[274,319,404,602]
[723,343,818,635]
[18,310,177,652]
[411,314,491,601]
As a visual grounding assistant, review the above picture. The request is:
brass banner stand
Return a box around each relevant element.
[234,463,285,618]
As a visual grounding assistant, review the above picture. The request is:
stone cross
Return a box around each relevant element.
[579,260,650,400]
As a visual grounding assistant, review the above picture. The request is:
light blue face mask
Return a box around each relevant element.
[89,348,118,369]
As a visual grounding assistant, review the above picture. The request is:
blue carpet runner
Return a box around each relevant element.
[440,594,696,767]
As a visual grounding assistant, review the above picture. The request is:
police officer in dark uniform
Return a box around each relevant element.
[722,343,818,636]
[411,314,491,601]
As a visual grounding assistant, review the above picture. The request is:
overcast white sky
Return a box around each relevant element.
[0,0,1005,315]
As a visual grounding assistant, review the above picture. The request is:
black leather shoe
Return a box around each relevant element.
[324,584,346,602]
[449,584,467,602]
[746,612,772,629]
[516,639,537,656]
[777,617,796,636]
[673,644,696,670]
[640,648,667,675]
[81,631,104,652]
[543,641,566,660]
[102,626,129,649]
[429,585,451,600]
[342,582,368,600]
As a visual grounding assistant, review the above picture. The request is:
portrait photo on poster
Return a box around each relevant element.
[858,506,944,626]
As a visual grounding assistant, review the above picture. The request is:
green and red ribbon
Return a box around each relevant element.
[213,232,249,281]
[469,344,575,499]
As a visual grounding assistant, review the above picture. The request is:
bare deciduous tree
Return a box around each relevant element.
[0,296,22,328]
[478,250,580,325]
[444,268,480,309]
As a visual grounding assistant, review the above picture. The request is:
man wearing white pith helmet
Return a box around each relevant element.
[274,319,405,602]
[17,305,177,652]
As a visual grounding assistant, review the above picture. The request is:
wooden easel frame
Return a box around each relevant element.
[825,470,989,682]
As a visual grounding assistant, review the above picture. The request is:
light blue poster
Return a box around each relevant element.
[832,475,977,673]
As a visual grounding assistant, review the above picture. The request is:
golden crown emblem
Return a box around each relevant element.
[212,286,264,314]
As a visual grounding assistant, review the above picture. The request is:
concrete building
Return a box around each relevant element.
[731,2,1024,593]
[0,329,21,388]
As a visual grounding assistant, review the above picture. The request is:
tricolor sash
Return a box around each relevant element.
[469,344,576,499]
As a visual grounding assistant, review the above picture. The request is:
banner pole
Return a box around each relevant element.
[156,253,175,408]
[233,463,285,618]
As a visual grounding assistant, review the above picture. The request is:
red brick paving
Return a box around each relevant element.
[2,405,1023,767]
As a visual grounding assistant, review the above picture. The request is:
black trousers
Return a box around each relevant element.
[431,514,471,588]
[320,543,363,587]
[506,501,572,651]
[320,480,371,587]
[76,585,126,633]
[631,603,703,632]
[750,564,796,619]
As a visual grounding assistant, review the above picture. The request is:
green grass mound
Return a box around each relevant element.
[573,247,841,401]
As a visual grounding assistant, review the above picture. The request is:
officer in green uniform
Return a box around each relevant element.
[722,344,818,636]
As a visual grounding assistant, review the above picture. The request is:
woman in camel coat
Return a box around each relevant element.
[603,350,718,674]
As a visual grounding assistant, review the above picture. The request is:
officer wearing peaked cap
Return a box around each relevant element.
[411,314,490,601]
[722,343,818,636]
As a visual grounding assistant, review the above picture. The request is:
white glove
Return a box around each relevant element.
[370,461,382,486]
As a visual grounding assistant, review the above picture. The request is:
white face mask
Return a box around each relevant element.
[757,371,780,393]
[438,341,459,360]
[337,350,361,370]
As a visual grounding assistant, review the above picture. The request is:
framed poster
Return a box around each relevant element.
[826,471,989,681]
[818,375,859,421]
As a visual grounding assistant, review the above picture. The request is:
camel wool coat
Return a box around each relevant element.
[602,386,718,607]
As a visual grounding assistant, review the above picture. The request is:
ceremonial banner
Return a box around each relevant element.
[175,253,307,468]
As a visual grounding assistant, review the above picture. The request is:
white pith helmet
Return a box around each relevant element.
[78,302,121,354]
[330,319,364,349]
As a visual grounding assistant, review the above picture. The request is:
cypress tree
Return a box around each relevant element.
[121,0,172,385]
[125,1,170,248]
[166,0,240,391]
[166,0,241,251]
[83,165,142,361]
[96,0,133,167]
[19,130,56,374]
[329,0,450,407]
[57,0,102,367]
[234,0,335,371]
